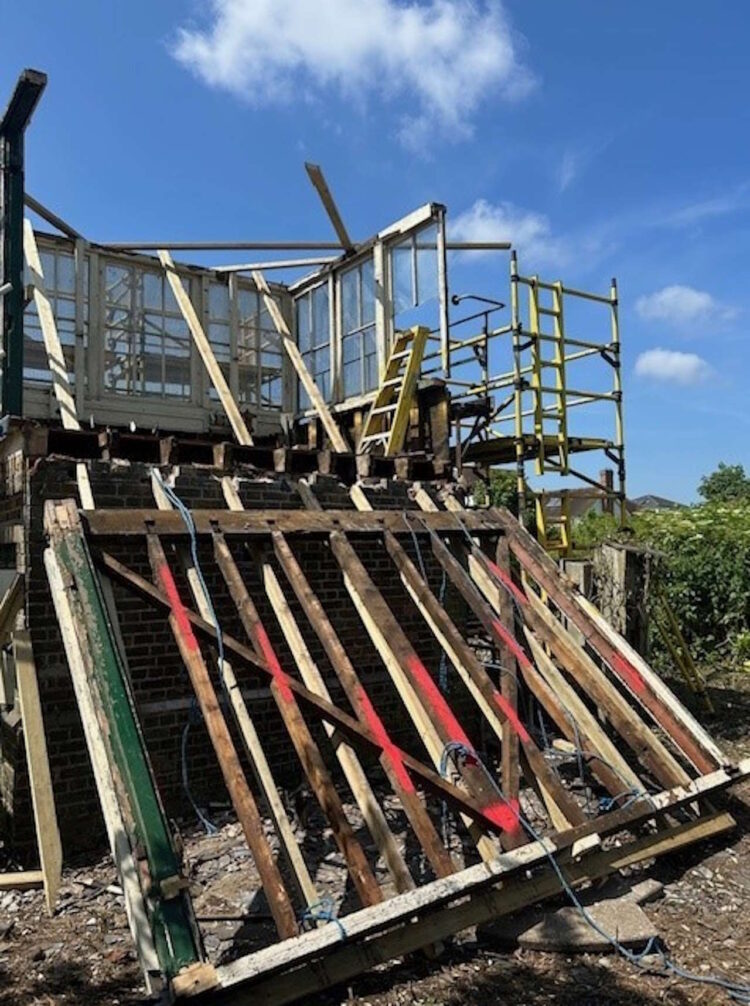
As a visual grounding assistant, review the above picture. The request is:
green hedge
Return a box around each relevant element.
[573,503,750,664]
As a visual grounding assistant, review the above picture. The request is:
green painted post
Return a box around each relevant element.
[49,509,202,978]
[0,69,47,418]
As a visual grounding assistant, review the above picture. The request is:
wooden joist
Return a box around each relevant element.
[144,532,298,940]
[83,508,502,538]
[150,473,319,913]
[159,249,253,446]
[252,268,348,453]
[489,507,723,774]
[211,529,383,908]
[14,630,62,914]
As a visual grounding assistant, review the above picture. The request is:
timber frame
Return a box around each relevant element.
[43,482,747,1004]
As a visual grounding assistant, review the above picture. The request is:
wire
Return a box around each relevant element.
[440,741,750,1004]
[152,468,223,835]
[301,896,347,939]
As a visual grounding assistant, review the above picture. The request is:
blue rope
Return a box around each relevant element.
[152,469,225,835]
[301,897,346,939]
[439,740,750,1004]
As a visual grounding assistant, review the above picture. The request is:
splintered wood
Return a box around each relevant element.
[44,486,748,1006]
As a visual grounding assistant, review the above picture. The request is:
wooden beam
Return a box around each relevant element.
[14,630,62,914]
[94,549,519,833]
[327,527,510,860]
[158,249,253,446]
[84,508,500,538]
[24,220,93,508]
[145,532,298,940]
[269,527,454,880]
[211,530,383,908]
[210,773,745,1006]
[150,474,319,913]
[304,163,354,252]
[490,507,723,774]
[0,870,44,891]
[352,485,583,836]
[252,269,348,453]
[44,548,162,991]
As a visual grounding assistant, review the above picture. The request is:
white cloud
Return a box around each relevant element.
[449,199,569,269]
[172,0,534,146]
[634,348,714,386]
[635,285,736,326]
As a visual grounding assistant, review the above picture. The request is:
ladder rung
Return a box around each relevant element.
[389,350,410,361]
[538,307,561,317]
[381,377,402,389]
[360,430,389,442]
[370,404,397,417]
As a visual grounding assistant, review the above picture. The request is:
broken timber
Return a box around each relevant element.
[44,488,747,1004]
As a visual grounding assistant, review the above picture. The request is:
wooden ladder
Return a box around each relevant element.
[358,326,429,455]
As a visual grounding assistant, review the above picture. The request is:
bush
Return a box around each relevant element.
[572,502,750,664]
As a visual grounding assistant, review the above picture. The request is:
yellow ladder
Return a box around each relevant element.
[358,326,429,455]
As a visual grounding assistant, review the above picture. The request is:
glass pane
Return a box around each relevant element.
[416,223,438,305]
[341,269,359,334]
[57,254,75,294]
[209,282,230,321]
[361,258,375,326]
[343,359,361,398]
[296,295,311,352]
[363,327,378,392]
[391,239,413,314]
[312,284,330,348]
[143,272,162,310]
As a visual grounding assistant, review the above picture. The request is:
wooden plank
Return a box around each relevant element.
[159,249,253,446]
[0,870,44,891]
[145,533,298,940]
[151,474,319,912]
[84,508,501,537]
[14,630,62,914]
[521,589,689,789]
[327,528,509,860]
[252,269,348,453]
[261,559,418,892]
[24,220,93,508]
[24,220,79,431]
[44,548,162,991]
[211,772,746,1004]
[93,548,603,834]
[304,163,354,251]
[0,573,23,643]
[211,531,383,908]
[352,486,583,835]
[269,528,454,881]
[490,507,723,774]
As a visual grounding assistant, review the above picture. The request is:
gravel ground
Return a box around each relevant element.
[0,667,748,1006]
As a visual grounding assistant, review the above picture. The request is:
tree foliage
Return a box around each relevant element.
[698,462,750,503]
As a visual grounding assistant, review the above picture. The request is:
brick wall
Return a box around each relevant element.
[2,457,484,858]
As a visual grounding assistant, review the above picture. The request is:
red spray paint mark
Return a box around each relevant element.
[492,692,531,743]
[492,618,532,671]
[254,623,294,704]
[483,798,522,835]
[406,654,473,749]
[611,651,646,695]
[486,558,528,607]
[158,566,199,652]
[355,686,415,793]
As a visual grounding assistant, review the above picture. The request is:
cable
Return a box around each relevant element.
[152,468,223,835]
[301,896,347,939]
[440,741,750,1004]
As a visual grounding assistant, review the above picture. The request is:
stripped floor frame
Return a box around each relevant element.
[43,482,749,1004]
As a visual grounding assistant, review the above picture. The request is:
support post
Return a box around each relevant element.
[1,69,47,418]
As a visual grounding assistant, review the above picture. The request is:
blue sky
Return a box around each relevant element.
[1,1,748,501]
